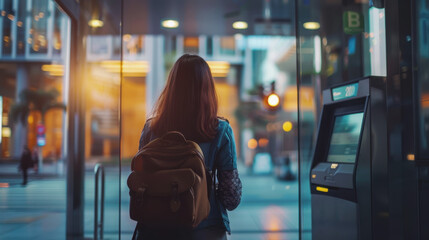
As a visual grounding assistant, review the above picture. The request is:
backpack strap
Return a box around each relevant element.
[139,120,153,150]
[206,119,229,193]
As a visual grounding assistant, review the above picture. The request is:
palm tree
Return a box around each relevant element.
[10,88,66,124]
[10,88,66,171]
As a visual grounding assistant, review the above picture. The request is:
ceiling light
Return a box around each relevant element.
[161,20,179,29]
[88,19,104,28]
[232,21,248,30]
[303,22,320,30]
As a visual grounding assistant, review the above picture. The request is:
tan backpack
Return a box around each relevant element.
[127,131,211,229]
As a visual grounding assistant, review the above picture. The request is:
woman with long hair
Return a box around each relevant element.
[135,54,242,240]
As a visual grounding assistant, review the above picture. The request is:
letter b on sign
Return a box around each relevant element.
[343,11,364,35]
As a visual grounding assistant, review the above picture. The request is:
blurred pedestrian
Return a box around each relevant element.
[32,147,39,173]
[19,145,33,185]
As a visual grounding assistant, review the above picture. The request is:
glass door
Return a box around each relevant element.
[78,1,123,239]
[296,0,387,239]
[120,1,300,239]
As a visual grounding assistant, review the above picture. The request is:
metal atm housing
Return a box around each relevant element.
[310,77,387,240]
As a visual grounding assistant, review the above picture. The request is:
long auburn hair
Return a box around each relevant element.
[150,54,219,142]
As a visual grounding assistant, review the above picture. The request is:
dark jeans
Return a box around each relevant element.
[135,224,227,240]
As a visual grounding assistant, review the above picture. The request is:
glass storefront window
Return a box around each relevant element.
[1,0,13,56]
[29,0,49,54]
[297,1,387,238]
[52,5,64,56]
[0,1,71,239]
[16,0,26,56]
[119,29,299,238]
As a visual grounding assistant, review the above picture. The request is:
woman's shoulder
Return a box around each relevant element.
[217,117,230,129]
[215,117,234,141]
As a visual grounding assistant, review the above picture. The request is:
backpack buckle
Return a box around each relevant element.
[170,182,181,212]
[137,187,146,198]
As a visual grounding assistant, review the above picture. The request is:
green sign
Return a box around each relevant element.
[332,83,359,101]
[343,11,364,35]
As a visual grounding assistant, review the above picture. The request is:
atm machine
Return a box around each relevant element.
[310,77,388,240]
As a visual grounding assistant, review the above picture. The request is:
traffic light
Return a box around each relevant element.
[260,82,281,111]
[263,92,280,111]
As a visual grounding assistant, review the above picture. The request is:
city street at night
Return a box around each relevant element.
[0,163,301,240]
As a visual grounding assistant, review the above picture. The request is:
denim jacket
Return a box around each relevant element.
[138,119,242,233]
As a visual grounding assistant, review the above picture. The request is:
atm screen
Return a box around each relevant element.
[327,112,364,163]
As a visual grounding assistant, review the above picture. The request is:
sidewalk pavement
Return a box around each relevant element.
[0,161,302,240]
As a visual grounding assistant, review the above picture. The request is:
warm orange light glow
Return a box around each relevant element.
[407,154,415,161]
[33,44,40,51]
[267,93,280,107]
[2,127,11,137]
[184,37,199,48]
[312,174,316,179]
[2,114,8,126]
[100,60,149,77]
[207,61,230,78]
[0,183,9,188]
[28,115,34,124]
[123,34,132,42]
[258,138,269,148]
[41,64,64,76]
[282,121,293,132]
[54,42,61,50]
[248,138,257,149]
[421,95,429,107]
[262,206,284,232]
[283,86,315,111]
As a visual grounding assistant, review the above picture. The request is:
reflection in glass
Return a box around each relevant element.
[119,33,299,239]
[2,0,13,56]
[29,0,49,54]
[0,1,71,239]
[416,0,429,158]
